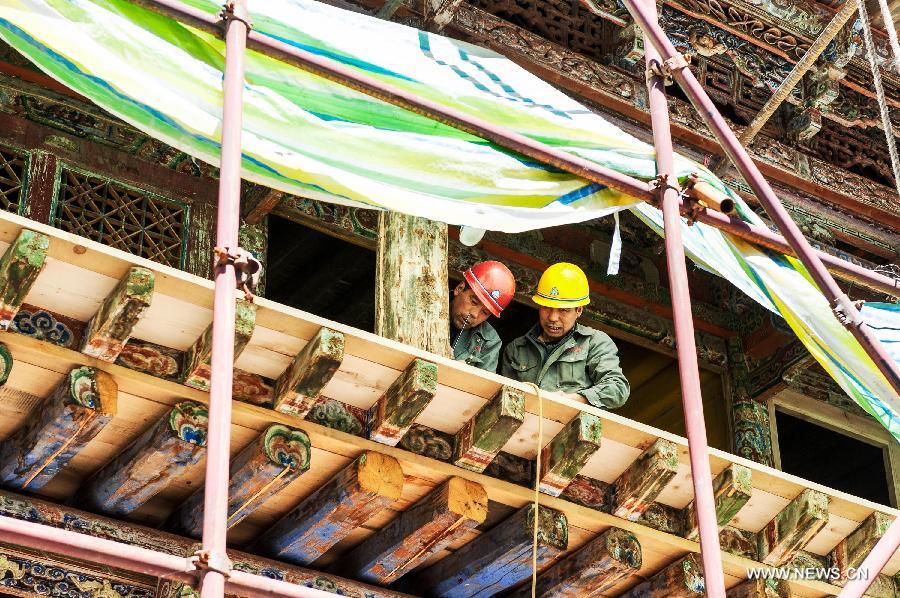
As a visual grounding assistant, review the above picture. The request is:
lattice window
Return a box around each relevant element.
[54,169,187,268]
[0,146,26,215]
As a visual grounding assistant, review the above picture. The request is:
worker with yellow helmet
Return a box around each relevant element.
[500,262,630,409]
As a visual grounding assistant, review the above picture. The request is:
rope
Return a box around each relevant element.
[227,465,292,528]
[857,0,900,200]
[22,416,92,489]
[383,516,469,580]
[874,0,900,73]
[523,382,544,598]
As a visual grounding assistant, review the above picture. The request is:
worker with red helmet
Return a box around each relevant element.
[450,260,516,373]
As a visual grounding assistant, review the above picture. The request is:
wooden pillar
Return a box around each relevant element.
[539,412,602,496]
[829,512,895,586]
[182,299,255,391]
[453,385,525,473]
[81,267,154,361]
[368,358,438,446]
[757,489,828,566]
[0,229,49,329]
[343,476,488,584]
[623,553,704,598]
[23,151,57,224]
[80,401,208,516]
[610,439,679,521]
[413,504,568,597]
[273,327,344,417]
[684,464,752,541]
[252,451,403,565]
[375,212,451,358]
[0,366,116,490]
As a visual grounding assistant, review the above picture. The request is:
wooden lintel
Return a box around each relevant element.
[623,553,705,597]
[182,299,256,391]
[368,358,438,446]
[242,184,285,225]
[166,423,311,537]
[511,527,642,597]
[252,451,403,565]
[0,366,116,491]
[757,489,829,566]
[453,385,525,473]
[725,578,791,598]
[539,412,602,497]
[611,438,679,521]
[0,342,12,387]
[81,267,154,362]
[343,476,488,584]
[80,401,208,516]
[684,464,752,541]
[413,504,568,597]
[273,326,344,417]
[0,229,49,329]
[830,511,895,586]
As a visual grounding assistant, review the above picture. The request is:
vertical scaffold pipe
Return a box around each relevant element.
[642,1,726,595]
[200,2,248,597]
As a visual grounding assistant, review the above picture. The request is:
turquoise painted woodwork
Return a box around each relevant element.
[0,343,12,386]
[625,553,705,597]
[453,385,525,473]
[182,300,255,391]
[166,424,311,537]
[368,359,438,446]
[81,267,154,362]
[80,401,208,516]
[0,229,49,330]
[611,438,679,521]
[0,367,116,490]
[539,412,602,497]
[273,326,344,417]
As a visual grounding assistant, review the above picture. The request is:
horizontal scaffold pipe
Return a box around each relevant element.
[129,0,899,300]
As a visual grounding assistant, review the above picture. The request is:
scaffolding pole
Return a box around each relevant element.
[838,517,900,598]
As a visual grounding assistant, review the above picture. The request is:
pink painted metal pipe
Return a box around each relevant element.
[837,517,900,598]
[642,3,726,594]
[201,1,249,597]
[618,0,900,396]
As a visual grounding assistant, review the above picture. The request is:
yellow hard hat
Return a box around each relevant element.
[533,262,590,308]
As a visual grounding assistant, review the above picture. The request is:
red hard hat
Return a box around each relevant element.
[463,261,516,318]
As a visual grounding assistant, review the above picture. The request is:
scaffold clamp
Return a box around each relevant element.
[191,549,233,578]
[220,2,253,32]
[833,293,865,328]
[214,246,263,302]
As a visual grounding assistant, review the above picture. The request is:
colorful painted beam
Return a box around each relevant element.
[252,451,403,565]
[0,229,49,330]
[0,342,12,387]
[829,512,895,586]
[725,578,791,598]
[610,439,679,521]
[81,267,154,361]
[413,504,568,597]
[684,464,752,541]
[561,475,611,512]
[539,412,602,497]
[0,366,116,490]
[343,476,488,584]
[79,401,208,516]
[272,326,344,417]
[757,489,829,566]
[368,358,438,446]
[182,299,256,390]
[166,423,311,537]
[511,527,642,597]
[719,525,758,560]
[623,553,705,598]
[453,385,525,473]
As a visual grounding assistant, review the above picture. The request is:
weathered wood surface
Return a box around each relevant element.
[0,229,48,329]
[611,439,679,521]
[0,366,116,490]
[685,464,753,541]
[623,553,705,598]
[539,412,602,496]
[375,212,451,358]
[0,342,12,387]
[561,475,611,512]
[81,267,154,361]
[757,489,829,566]
[720,525,758,560]
[273,326,343,417]
[725,578,791,598]
[343,476,488,584]
[453,385,525,473]
[79,401,208,516]
[252,451,403,565]
[368,358,438,446]
[413,504,568,597]
[510,527,642,598]
[166,423,311,537]
[830,512,895,586]
[182,299,256,390]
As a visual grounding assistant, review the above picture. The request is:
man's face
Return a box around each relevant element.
[538,306,582,340]
[450,282,492,329]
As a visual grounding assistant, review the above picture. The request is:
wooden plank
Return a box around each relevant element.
[182,299,255,390]
[0,342,12,387]
[510,527,642,597]
[0,228,48,329]
[758,489,829,566]
[251,451,403,565]
[80,401,208,516]
[685,464,753,541]
[611,439,679,521]
[830,512,895,586]
[539,412,602,497]
[81,267,154,362]
[413,504,568,597]
[272,326,344,417]
[453,385,525,473]
[343,476,488,584]
[624,553,705,597]
[368,358,438,446]
[166,423,311,537]
[0,366,116,490]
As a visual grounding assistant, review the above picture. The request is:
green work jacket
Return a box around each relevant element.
[452,320,502,373]
[500,323,630,409]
